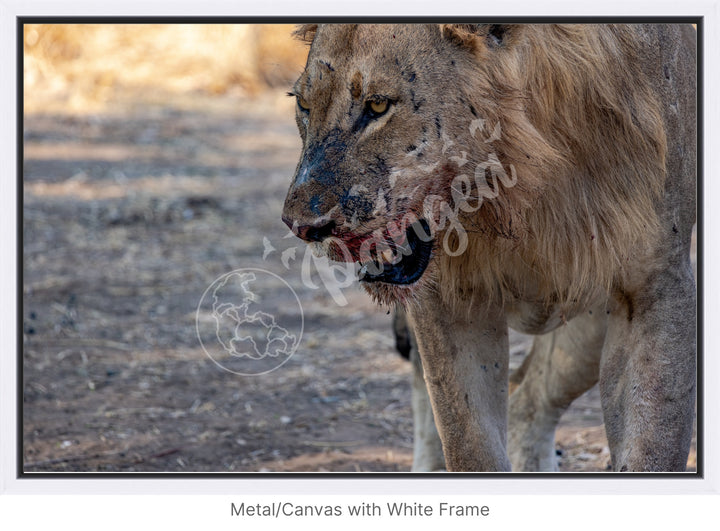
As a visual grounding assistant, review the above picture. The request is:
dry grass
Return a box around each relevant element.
[23,24,309,113]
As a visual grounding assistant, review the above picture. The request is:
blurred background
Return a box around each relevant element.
[22,23,694,473]
[24,24,306,111]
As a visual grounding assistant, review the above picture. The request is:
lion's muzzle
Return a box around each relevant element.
[282,207,434,286]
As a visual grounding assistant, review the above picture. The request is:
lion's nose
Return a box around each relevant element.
[282,216,336,243]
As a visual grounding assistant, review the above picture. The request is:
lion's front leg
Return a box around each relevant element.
[407,294,511,472]
[599,264,696,472]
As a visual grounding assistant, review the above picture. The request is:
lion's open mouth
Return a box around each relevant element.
[357,219,433,285]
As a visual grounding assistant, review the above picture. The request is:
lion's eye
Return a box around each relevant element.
[297,95,310,112]
[369,99,389,116]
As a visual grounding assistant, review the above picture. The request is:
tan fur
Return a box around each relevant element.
[439,24,668,312]
[283,23,696,472]
[287,24,667,313]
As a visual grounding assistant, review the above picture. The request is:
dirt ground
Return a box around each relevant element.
[22,89,697,474]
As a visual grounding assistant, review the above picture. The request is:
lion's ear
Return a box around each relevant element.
[440,24,483,50]
[293,24,319,45]
[440,24,515,50]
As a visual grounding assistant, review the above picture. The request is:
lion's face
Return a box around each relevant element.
[282,24,493,303]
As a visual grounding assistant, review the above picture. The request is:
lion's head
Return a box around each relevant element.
[282,24,667,308]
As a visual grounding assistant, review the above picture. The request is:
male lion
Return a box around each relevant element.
[282,24,696,472]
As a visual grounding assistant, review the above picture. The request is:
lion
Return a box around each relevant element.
[282,23,696,472]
